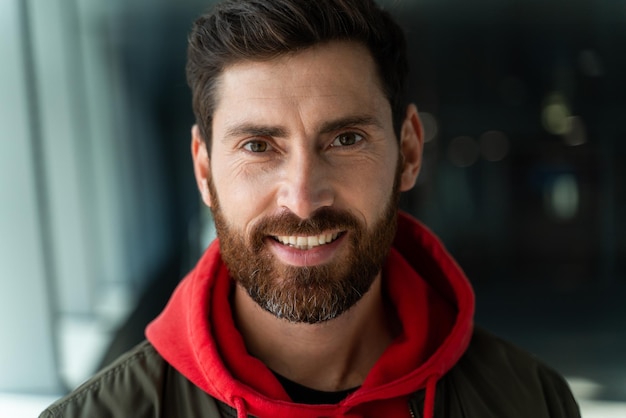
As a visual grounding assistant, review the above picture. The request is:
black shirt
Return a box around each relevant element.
[272,371,360,404]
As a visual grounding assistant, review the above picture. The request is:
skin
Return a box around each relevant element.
[192,41,424,391]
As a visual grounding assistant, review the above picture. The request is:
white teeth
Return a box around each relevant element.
[275,232,341,250]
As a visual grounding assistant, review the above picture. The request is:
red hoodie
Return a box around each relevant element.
[146,212,475,418]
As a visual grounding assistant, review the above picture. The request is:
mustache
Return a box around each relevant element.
[249,208,361,248]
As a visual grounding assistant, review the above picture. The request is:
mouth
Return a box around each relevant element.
[271,231,343,250]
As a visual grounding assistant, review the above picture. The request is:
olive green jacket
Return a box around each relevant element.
[40,327,580,418]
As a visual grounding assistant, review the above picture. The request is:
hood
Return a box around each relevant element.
[146,211,475,417]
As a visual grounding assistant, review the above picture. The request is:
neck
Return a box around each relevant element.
[233,275,395,392]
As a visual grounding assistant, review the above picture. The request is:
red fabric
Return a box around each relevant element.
[146,212,475,417]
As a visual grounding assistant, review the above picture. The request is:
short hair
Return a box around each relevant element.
[186,0,408,150]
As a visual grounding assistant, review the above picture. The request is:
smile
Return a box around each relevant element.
[272,232,342,250]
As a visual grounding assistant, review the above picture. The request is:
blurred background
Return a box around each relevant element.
[1,0,624,416]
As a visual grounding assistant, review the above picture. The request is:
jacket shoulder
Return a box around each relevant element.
[39,340,222,418]
[440,327,580,417]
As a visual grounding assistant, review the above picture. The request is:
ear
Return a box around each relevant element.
[191,124,213,207]
[398,104,424,192]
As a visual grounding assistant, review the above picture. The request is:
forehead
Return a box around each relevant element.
[211,41,391,130]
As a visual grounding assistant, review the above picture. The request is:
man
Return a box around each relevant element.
[41,0,580,417]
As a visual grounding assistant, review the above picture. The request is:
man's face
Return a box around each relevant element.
[195,41,419,323]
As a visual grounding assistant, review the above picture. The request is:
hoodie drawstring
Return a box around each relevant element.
[423,375,438,418]
[234,397,248,418]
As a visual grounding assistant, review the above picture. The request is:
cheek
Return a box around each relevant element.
[211,164,276,224]
[336,165,397,223]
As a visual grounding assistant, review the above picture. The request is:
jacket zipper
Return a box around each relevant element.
[408,395,422,418]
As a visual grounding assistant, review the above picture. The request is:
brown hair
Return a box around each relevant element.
[186,0,408,150]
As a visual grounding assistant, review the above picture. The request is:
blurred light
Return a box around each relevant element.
[448,136,479,167]
[542,93,571,135]
[419,112,438,143]
[0,394,59,418]
[499,76,527,106]
[578,49,604,77]
[567,376,603,400]
[544,174,579,220]
[479,130,510,162]
[59,317,111,389]
[563,115,587,146]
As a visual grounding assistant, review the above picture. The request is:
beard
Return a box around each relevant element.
[208,168,401,324]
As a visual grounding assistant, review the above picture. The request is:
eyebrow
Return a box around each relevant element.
[221,114,384,142]
[222,124,288,141]
[319,115,384,134]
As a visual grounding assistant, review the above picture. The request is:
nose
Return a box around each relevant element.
[276,148,334,219]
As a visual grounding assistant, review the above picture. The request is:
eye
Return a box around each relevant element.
[243,140,270,153]
[330,132,364,147]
